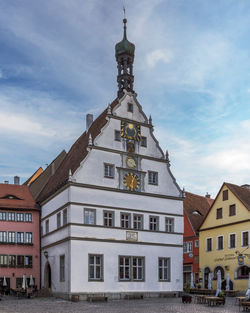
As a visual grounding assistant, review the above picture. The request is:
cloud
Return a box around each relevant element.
[146,49,173,68]
[0,112,55,137]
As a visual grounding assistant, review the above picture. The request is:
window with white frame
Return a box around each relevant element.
[217,236,224,250]
[206,238,212,252]
[165,218,174,233]
[103,211,114,227]
[242,231,249,247]
[60,255,65,282]
[133,214,143,230]
[183,241,193,253]
[25,213,32,222]
[159,257,170,281]
[16,213,24,222]
[0,212,6,221]
[229,233,236,249]
[149,216,159,231]
[8,232,15,243]
[24,256,33,267]
[8,212,15,221]
[25,232,33,244]
[0,255,8,267]
[132,257,144,281]
[148,171,158,185]
[0,231,7,243]
[17,232,24,244]
[63,208,67,226]
[84,209,96,225]
[119,256,144,281]
[195,240,199,248]
[89,254,103,281]
[104,163,114,178]
[121,213,131,228]
[9,255,16,267]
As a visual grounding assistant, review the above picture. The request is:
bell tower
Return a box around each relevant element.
[115,18,135,98]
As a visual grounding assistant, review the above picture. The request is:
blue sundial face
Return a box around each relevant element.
[121,121,141,141]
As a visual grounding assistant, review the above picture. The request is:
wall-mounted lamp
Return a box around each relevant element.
[44,251,48,259]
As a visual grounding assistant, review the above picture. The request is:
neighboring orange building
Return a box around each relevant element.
[0,181,40,292]
[183,192,213,287]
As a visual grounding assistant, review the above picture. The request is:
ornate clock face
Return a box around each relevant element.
[126,156,136,169]
[123,172,140,191]
[121,121,141,141]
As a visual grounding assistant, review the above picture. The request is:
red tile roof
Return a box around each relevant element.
[0,184,37,209]
[37,98,119,203]
[184,192,214,234]
[226,182,250,211]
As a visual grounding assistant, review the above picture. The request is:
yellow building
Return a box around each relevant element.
[199,182,250,291]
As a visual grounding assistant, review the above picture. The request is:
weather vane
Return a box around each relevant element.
[123,5,126,19]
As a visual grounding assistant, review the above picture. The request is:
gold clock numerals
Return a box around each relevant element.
[123,172,140,191]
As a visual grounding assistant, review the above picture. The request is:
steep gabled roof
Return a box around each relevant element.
[37,98,118,203]
[28,150,67,200]
[0,184,37,209]
[226,182,250,211]
[23,167,44,186]
[184,192,214,235]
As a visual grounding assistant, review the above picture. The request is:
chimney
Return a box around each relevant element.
[4,180,9,184]
[86,114,93,132]
[14,176,20,185]
[205,192,211,198]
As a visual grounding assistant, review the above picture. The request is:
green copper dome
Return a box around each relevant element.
[115,19,135,57]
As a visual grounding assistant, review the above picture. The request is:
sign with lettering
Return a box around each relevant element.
[126,231,138,241]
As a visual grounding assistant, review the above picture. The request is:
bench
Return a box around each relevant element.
[205,296,225,306]
[124,294,144,300]
[87,295,108,302]
[240,301,250,312]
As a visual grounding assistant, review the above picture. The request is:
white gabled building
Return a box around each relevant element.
[38,18,184,300]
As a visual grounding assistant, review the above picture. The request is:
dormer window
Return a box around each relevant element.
[192,210,202,216]
[127,103,133,113]
[0,194,22,200]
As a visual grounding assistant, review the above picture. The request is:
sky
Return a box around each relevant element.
[0,0,250,198]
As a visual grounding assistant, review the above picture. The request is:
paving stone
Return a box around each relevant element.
[0,296,239,313]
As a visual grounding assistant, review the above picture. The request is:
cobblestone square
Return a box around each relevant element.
[0,296,241,313]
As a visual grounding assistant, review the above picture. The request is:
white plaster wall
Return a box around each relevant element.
[70,225,182,245]
[112,94,147,123]
[142,159,179,196]
[70,240,183,293]
[42,189,69,219]
[70,185,183,216]
[41,241,70,293]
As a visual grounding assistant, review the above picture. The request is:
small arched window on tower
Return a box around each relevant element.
[127,102,133,113]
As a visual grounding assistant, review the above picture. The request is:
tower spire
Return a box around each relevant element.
[115,16,135,98]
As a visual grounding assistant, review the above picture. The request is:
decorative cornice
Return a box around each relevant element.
[199,218,250,232]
